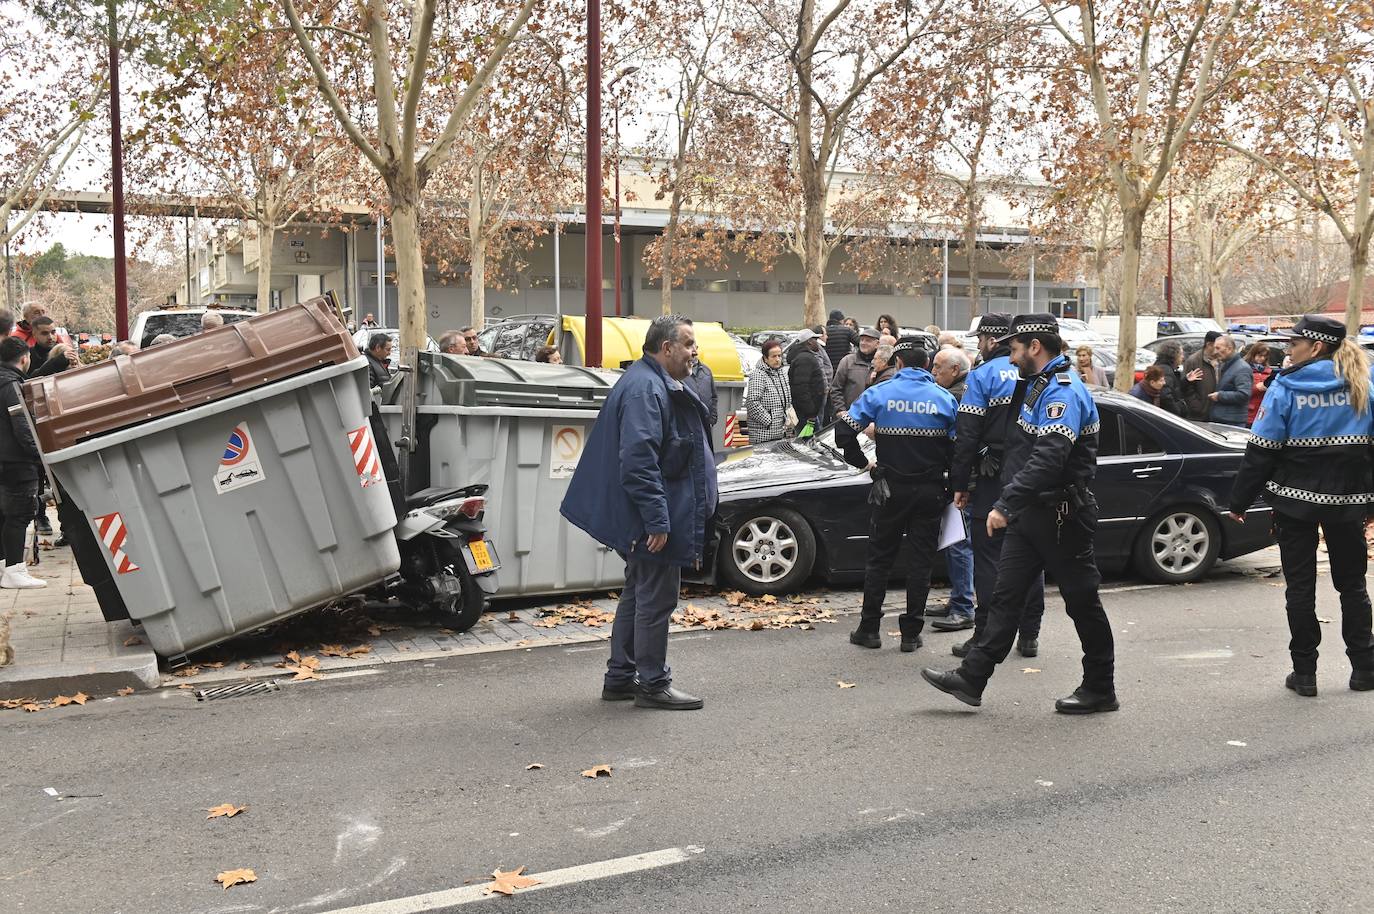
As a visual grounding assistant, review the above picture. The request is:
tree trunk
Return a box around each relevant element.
[1346,233,1369,332]
[662,188,682,315]
[1209,273,1227,325]
[470,232,487,330]
[256,221,275,313]
[1115,207,1145,392]
[387,189,429,358]
[964,188,980,314]
[800,165,826,328]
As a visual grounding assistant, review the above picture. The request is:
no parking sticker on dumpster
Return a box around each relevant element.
[549,425,587,479]
[214,423,267,494]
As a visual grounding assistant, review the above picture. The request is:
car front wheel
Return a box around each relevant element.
[1133,506,1220,584]
[717,507,817,596]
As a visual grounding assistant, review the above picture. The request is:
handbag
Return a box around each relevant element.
[785,406,799,430]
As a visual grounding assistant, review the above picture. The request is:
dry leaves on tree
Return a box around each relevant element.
[484,866,540,896]
[214,868,257,890]
[580,764,613,779]
[206,803,246,819]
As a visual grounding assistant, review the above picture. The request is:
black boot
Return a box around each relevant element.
[1352,669,1374,692]
[920,668,982,707]
[1285,672,1317,697]
[849,629,882,649]
[898,616,924,653]
[1017,637,1039,658]
[1054,687,1120,714]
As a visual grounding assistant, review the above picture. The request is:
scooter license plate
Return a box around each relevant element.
[466,540,495,571]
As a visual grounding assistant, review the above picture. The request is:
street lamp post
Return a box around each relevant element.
[584,0,603,368]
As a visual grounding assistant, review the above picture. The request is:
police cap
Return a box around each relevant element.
[976,312,1012,337]
[1280,314,1346,346]
[996,312,1059,344]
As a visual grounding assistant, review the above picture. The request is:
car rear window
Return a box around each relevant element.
[139,312,253,348]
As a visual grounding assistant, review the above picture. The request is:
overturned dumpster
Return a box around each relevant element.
[382,353,626,598]
[24,299,400,660]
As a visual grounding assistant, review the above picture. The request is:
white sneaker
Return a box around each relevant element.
[0,563,47,589]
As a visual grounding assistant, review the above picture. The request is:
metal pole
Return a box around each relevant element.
[1166,182,1174,315]
[376,210,385,326]
[553,215,561,317]
[107,0,129,340]
[941,237,949,327]
[585,0,603,367]
[183,216,192,305]
[614,103,622,317]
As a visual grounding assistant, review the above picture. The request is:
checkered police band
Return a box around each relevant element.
[892,339,923,359]
[1295,325,1343,345]
[1008,323,1058,336]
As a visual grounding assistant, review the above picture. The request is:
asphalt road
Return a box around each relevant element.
[4,570,1372,914]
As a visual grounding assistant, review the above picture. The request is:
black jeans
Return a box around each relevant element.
[1272,512,1374,675]
[858,481,945,639]
[0,478,41,566]
[969,484,1044,640]
[959,501,1115,694]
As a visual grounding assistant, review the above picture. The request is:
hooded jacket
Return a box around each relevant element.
[1230,356,1374,522]
[0,363,43,479]
[561,355,717,568]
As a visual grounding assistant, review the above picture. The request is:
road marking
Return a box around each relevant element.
[314,846,704,912]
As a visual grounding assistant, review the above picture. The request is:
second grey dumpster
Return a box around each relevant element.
[40,356,399,658]
[383,354,625,598]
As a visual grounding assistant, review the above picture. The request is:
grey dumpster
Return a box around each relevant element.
[383,354,625,598]
[43,357,400,658]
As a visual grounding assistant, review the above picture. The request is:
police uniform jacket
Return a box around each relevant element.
[949,343,1019,493]
[1229,356,1374,522]
[836,366,958,483]
[993,353,1100,520]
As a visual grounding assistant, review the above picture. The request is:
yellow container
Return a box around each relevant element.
[557,316,745,381]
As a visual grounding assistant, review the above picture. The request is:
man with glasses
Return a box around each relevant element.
[461,327,486,357]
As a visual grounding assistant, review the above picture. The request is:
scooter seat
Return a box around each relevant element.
[404,486,470,510]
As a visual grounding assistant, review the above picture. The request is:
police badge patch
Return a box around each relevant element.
[1255,406,1265,421]
[1045,402,1066,419]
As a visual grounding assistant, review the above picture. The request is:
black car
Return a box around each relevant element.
[701,389,1275,594]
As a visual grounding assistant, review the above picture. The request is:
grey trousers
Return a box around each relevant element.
[606,553,682,691]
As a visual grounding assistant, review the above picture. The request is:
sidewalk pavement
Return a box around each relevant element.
[1,502,1290,703]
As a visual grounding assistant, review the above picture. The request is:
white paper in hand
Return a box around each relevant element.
[938,501,967,550]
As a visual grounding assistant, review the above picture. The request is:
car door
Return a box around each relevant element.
[1090,404,1180,560]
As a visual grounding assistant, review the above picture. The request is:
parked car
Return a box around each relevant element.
[698,389,1275,595]
[352,327,440,370]
[728,333,763,376]
[131,307,257,350]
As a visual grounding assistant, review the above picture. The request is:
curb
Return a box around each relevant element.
[0,649,160,702]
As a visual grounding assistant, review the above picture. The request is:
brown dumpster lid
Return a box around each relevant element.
[26,297,358,453]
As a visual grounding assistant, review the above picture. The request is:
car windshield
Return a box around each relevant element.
[139,312,253,348]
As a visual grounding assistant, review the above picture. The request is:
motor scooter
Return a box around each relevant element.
[391,483,500,631]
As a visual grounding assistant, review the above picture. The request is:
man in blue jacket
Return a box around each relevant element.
[561,315,717,710]
[1208,334,1252,425]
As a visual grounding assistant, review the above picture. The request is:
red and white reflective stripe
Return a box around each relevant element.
[94,512,140,574]
[724,414,737,448]
[348,425,385,487]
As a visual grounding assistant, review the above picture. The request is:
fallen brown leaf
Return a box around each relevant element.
[285,650,301,663]
[172,665,203,678]
[177,683,195,690]
[51,692,89,706]
[116,687,135,696]
[580,764,613,779]
[214,868,257,890]
[507,611,519,622]
[344,644,371,657]
[206,803,246,819]
[237,662,253,671]
[485,866,540,896]
[318,644,347,657]
[836,680,856,689]
[122,636,143,647]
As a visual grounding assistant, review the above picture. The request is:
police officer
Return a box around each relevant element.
[1227,315,1374,697]
[946,313,1046,659]
[835,338,958,652]
[921,314,1117,713]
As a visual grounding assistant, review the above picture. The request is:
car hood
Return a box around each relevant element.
[716,438,859,494]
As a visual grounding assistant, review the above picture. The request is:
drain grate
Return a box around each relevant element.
[194,680,281,702]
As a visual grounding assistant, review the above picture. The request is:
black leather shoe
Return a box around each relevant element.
[635,685,704,710]
[952,637,973,658]
[931,616,974,632]
[923,604,951,618]
[35,518,53,536]
[849,629,882,649]
[1017,637,1039,658]
[601,682,637,701]
[920,668,982,707]
[1352,669,1374,691]
[53,534,68,548]
[900,635,923,653]
[1285,672,1317,697]
[1054,688,1119,714]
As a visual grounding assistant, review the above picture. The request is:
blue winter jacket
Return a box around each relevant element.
[1209,353,1253,425]
[561,356,718,568]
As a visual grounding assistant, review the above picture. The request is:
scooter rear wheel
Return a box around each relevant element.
[431,566,486,633]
